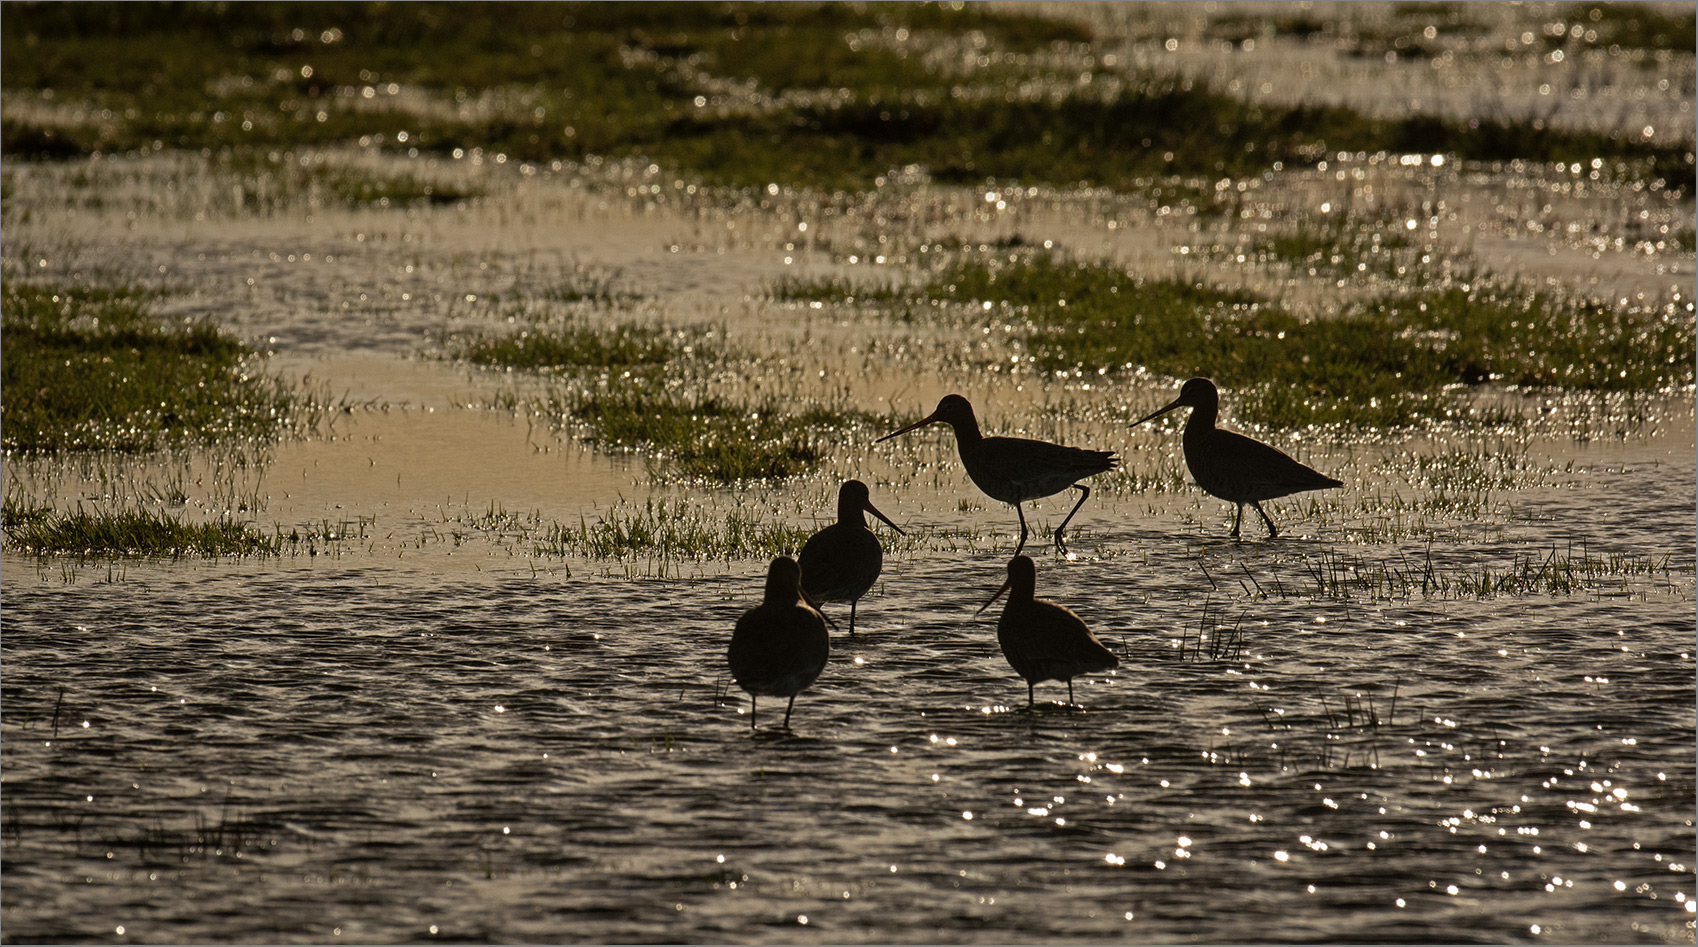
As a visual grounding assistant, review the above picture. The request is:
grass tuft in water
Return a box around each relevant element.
[0,502,339,560]
[1,283,321,452]
[554,382,886,483]
[538,498,812,562]
[1300,545,1680,601]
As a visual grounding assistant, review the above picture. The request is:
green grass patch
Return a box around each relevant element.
[537,498,812,561]
[554,382,885,483]
[0,502,328,559]
[793,252,1694,428]
[2,2,1685,196]
[1,283,316,452]
[449,297,883,483]
[445,319,702,373]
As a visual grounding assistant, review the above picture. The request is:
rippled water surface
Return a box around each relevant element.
[5,4,1697,942]
[4,516,1694,944]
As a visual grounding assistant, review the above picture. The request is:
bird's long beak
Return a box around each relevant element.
[974,576,1013,617]
[1133,398,1185,426]
[865,500,906,536]
[875,412,939,443]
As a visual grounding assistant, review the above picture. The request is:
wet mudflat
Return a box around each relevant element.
[4,3,1696,943]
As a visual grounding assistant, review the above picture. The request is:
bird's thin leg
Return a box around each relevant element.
[1013,503,1030,556]
[1027,681,1035,708]
[1053,483,1091,554]
[1252,501,1279,539]
[1068,679,1076,705]
[783,694,797,729]
[749,696,758,730]
[848,598,858,636]
[1230,503,1244,539]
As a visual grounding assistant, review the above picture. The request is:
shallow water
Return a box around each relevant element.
[5,408,1695,942]
[5,5,1697,941]
[4,510,1693,944]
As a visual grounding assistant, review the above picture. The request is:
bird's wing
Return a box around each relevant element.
[976,436,1117,483]
[1213,429,1340,494]
[798,525,881,601]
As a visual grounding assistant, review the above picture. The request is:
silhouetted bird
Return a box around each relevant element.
[976,555,1118,708]
[799,480,904,635]
[1135,377,1342,539]
[728,556,830,729]
[878,394,1116,555]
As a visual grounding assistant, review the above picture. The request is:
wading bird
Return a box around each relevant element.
[1134,377,1342,539]
[877,394,1116,555]
[799,480,904,635]
[728,556,830,730]
[976,555,1119,708]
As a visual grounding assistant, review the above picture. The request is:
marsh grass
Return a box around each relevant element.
[1179,598,1249,662]
[553,383,888,483]
[3,3,1686,195]
[803,253,1694,429]
[446,319,702,373]
[1,283,320,452]
[538,498,812,562]
[542,271,644,306]
[0,501,341,560]
[449,296,887,483]
[768,273,907,305]
[1300,545,1678,601]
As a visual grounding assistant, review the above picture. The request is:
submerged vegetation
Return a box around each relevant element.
[0,283,320,452]
[2,2,1688,196]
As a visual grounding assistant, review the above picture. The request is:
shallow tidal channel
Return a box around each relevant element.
[4,47,1697,944]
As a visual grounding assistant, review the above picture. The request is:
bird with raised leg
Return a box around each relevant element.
[877,394,1116,556]
[976,555,1119,709]
[728,556,830,730]
[799,480,904,636]
[1133,377,1342,539]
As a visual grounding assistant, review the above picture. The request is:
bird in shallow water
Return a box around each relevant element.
[728,556,830,730]
[877,394,1116,556]
[1134,377,1342,539]
[976,555,1119,708]
[798,479,904,636]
